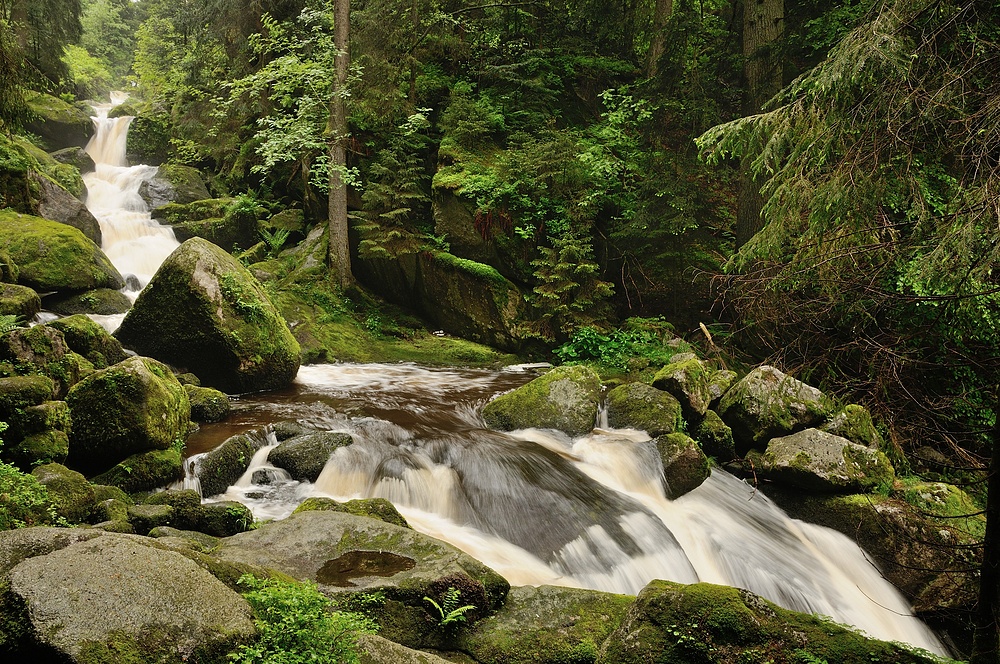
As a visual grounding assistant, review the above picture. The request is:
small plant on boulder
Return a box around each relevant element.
[423,586,477,632]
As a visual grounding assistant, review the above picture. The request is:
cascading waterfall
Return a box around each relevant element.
[195,363,947,656]
[83,93,179,298]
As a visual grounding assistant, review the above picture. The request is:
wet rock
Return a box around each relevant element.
[66,356,190,474]
[655,433,710,499]
[462,585,633,664]
[214,510,509,649]
[1,532,255,661]
[138,163,211,208]
[652,356,713,419]
[115,238,300,393]
[0,210,123,292]
[196,432,269,497]
[695,409,736,461]
[268,431,353,482]
[90,448,184,493]
[185,384,230,422]
[31,172,101,244]
[606,382,682,436]
[717,365,834,454]
[23,92,93,150]
[483,365,601,437]
[0,283,39,319]
[294,496,410,529]
[751,428,894,493]
[47,314,128,369]
[43,287,131,316]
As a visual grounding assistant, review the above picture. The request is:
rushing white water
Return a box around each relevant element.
[83,94,179,297]
[193,363,947,655]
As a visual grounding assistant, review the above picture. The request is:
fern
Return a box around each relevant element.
[0,314,24,336]
[423,586,476,630]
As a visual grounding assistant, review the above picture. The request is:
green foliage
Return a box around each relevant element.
[61,44,114,99]
[0,315,25,336]
[229,574,376,664]
[0,423,58,530]
[423,586,476,631]
[554,318,687,369]
[259,228,290,258]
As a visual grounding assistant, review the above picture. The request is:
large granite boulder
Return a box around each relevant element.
[46,314,128,369]
[751,428,895,493]
[267,431,354,482]
[213,510,510,649]
[461,585,634,664]
[31,172,101,244]
[0,530,255,662]
[115,238,300,393]
[655,433,711,499]
[596,580,939,664]
[43,287,132,316]
[0,325,88,398]
[717,365,834,454]
[651,354,713,419]
[152,197,260,251]
[66,356,190,474]
[196,432,270,497]
[606,382,682,436]
[138,164,211,209]
[50,146,95,174]
[482,365,601,437]
[23,92,93,151]
[0,211,123,293]
[0,283,40,319]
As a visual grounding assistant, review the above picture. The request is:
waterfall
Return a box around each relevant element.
[204,363,947,655]
[83,95,179,300]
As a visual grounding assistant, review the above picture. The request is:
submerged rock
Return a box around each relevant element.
[717,365,834,454]
[606,382,682,436]
[655,433,711,499]
[196,432,269,497]
[482,365,601,437]
[115,238,300,393]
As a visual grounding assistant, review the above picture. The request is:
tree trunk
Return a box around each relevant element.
[972,411,1000,663]
[736,0,782,247]
[646,0,673,78]
[327,0,353,290]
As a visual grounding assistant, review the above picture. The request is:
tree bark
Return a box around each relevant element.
[736,0,782,247]
[327,0,353,290]
[972,410,1000,663]
[646,0,673,78]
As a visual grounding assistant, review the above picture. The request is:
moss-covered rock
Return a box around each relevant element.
[66,356,190,474]
[43,287,131,316]
[652,356,713,419]
[751,428,894,493]
[138,164,211,209]
[31,171,101,243]
[0,283,40,319]
[0,375,54,420]
[151,197,259,251]
[606,382,682,436]
[0,325,85,398]
[90,448,184,493]
[50,146,95,174]
[30,463,95,524]
[10,429,69,468]
[483,365,601,437]
[293,497,410,529]
[187,500,254,537]
[152,198,233,224]
[717,365,835,454]
[821,404,884,449]
[0,252,20,284]
[185,384,230,423]
[196,432,268,497]
[707,369,737,406]
[267,431,353,482]
[462,585,633,664]
[357,633,454,664]
[127,502,175,534]
[596,580,938,664]
[92,497,130,523]
[0,210,124,292]
[23,91,93,151]
[125,113,171,165]
[695,410,736,461]
[147,526,222,552]
[655,433,710,499]
[115,238,300,393]
[46,314,128,369]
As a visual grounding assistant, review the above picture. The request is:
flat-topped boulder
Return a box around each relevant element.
[23,92,93,151]
[482,365,601,437]
[115,238,300,393]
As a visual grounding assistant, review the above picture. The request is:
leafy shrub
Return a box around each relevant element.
[554,318,688,369]
[0,423,58,530]
[229,574,376,664]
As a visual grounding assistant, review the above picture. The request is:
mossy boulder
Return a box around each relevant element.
[293,496,410,529]
[461,585,634,664]
[267,431,353,482]
[0,375,54,420]
[707,369,737,405]
[138,163,211,209]
[125,112,171,165]
[606,382,682,436]
[43,287,131,316]
[115,238,300,393]
[0,325,86,398]
[185,384,231,423]
[152,197,259,251]
[0,380,69,467]
[147,526,221,553]
[50,146,95,174]
[357,634,454,663]
[152,198,233,224]
[30,463,95,524]
[655,433,710,499]
[10,429,70,468]
[66,356,190,474]
[0,284,40,319]
[23,91,93,151]
[127,502,175,534]
[196,432,269,497]
[32,172,101,244]
[717,365,835,454]
[751,428,894,493]
[90,448,184,493]
[695,410,736,461]
[46,314,128,369]
[213,510,510,649]
[596,580,938,664]
[187,500,254,537]
[483,365,601,437]
[0,210,124,292]
[821,404,884,449]
[0,250,19,282]
[652,355,713,419]
[1,532,255,662]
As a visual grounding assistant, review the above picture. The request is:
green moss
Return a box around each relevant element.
[185,384,230,423]
[47,315,127,368]
[482,365,602,436]
[606,382,683,436]
[31,462,95,524]
[896,478,985,540]
[90,448,184,494]
[293,497,410,528]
